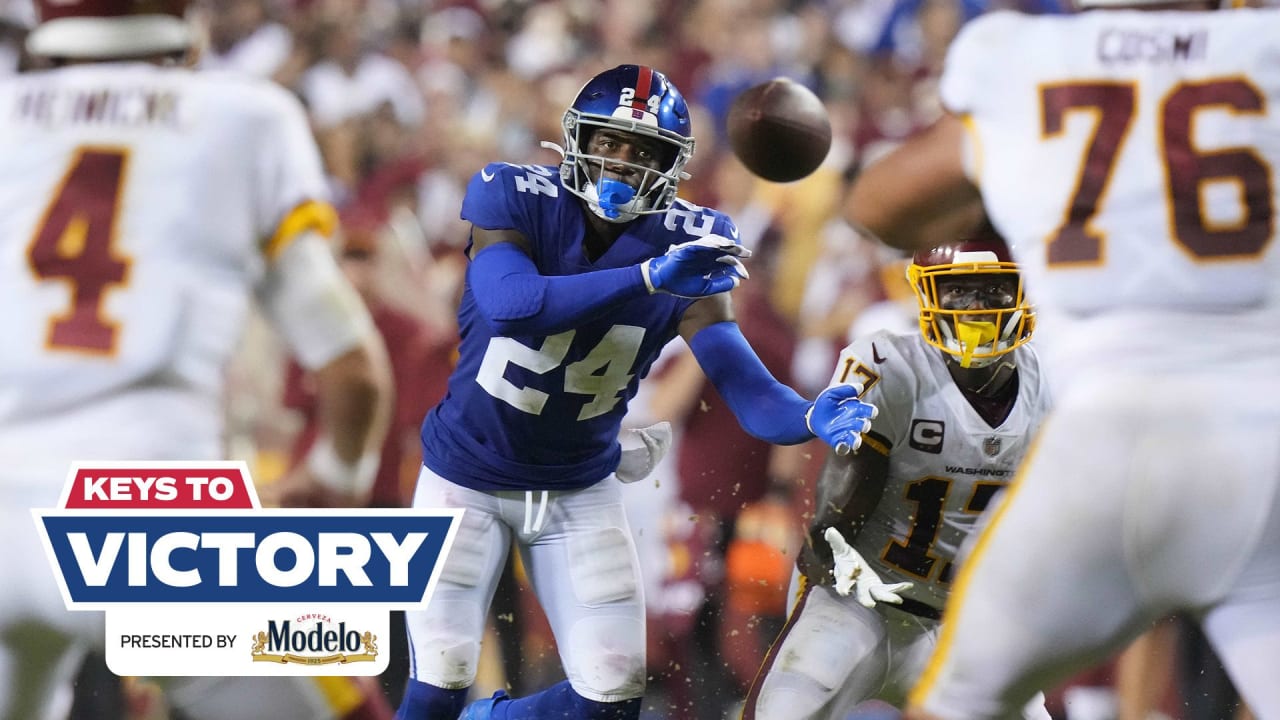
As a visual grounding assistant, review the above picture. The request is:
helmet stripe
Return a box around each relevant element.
[632,66,653,113]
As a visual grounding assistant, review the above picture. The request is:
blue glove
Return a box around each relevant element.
[805,384,878,455]
[641,235,751,298]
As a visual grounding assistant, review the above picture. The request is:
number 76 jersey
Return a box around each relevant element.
[942,9,1280,323]
[830,330,1052,611]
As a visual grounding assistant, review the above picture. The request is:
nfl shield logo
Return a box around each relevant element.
[983,436,1002,457]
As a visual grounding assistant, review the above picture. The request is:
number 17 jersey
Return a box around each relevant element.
[830,330,1052,611]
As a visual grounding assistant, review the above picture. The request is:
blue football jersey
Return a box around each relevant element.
[421,162,741,492]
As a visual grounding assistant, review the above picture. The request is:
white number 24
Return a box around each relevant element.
[476,325,645,420]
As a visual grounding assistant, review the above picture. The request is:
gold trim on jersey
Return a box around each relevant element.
[908,430,1045,708]
[959,113,984,184]
[264,199,337,260]
[862,433,890,457]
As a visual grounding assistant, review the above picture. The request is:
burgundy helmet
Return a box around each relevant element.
[906,222,1035,368]
[27,0,191,60]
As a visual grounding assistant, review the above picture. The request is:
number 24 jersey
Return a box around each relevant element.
[421,161,741,493]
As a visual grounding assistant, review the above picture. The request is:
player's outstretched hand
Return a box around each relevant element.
[806,383,878,455]
[825,527,913,607]
[641,235,752,298]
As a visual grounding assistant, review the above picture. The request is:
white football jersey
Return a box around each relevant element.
[0,63,334,477]
[941,9,1280,382]
[828,330,1051,611]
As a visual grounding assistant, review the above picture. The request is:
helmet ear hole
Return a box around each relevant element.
[656,145,679,173]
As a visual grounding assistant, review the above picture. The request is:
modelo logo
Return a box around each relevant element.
[252,616,378,665]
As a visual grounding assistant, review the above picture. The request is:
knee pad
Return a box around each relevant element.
[406,600,483,688]
[566,616,645,701]
[416,633,481,688]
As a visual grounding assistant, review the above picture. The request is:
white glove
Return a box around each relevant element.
[824,527,913,608]
[615,421,673,484]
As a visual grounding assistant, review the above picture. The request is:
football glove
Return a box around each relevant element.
[825,527,913,608]
[641,235,751,298]
[805,383,878,455]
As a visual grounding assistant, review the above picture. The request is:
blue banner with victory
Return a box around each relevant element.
[34,462,461,676]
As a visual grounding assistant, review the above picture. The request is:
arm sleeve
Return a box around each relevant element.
[688,321,814,445]
[258,232,375,369]
[467,242,649,336]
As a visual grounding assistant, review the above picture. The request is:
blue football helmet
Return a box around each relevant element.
[550,65,695,223]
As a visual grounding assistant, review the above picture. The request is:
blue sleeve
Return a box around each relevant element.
[467,243,648,336]
[689,321,815,445]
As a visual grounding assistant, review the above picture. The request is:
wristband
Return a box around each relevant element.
[639,259,658,294]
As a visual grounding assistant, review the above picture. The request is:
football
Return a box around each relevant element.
[727,78,832,183]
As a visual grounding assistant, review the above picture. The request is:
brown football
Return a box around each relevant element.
[727,78,832,183]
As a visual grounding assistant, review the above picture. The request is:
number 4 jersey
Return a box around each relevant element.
[421,162,739,492]
[0,63,336,474]
[830,330,1052,611]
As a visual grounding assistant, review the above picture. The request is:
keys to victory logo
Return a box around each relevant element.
[33,462,461,676]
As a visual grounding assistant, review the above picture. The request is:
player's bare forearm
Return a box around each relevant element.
[811,441,889,534]
[801,444,891,582]
[314,337,392,468]
[265,338,391,509]
[811,451,860,532]
[846,113,983,252]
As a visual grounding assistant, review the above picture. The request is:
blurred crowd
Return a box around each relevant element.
[0,0,1254,718]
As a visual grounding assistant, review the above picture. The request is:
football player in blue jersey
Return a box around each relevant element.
[394,65,877,720]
